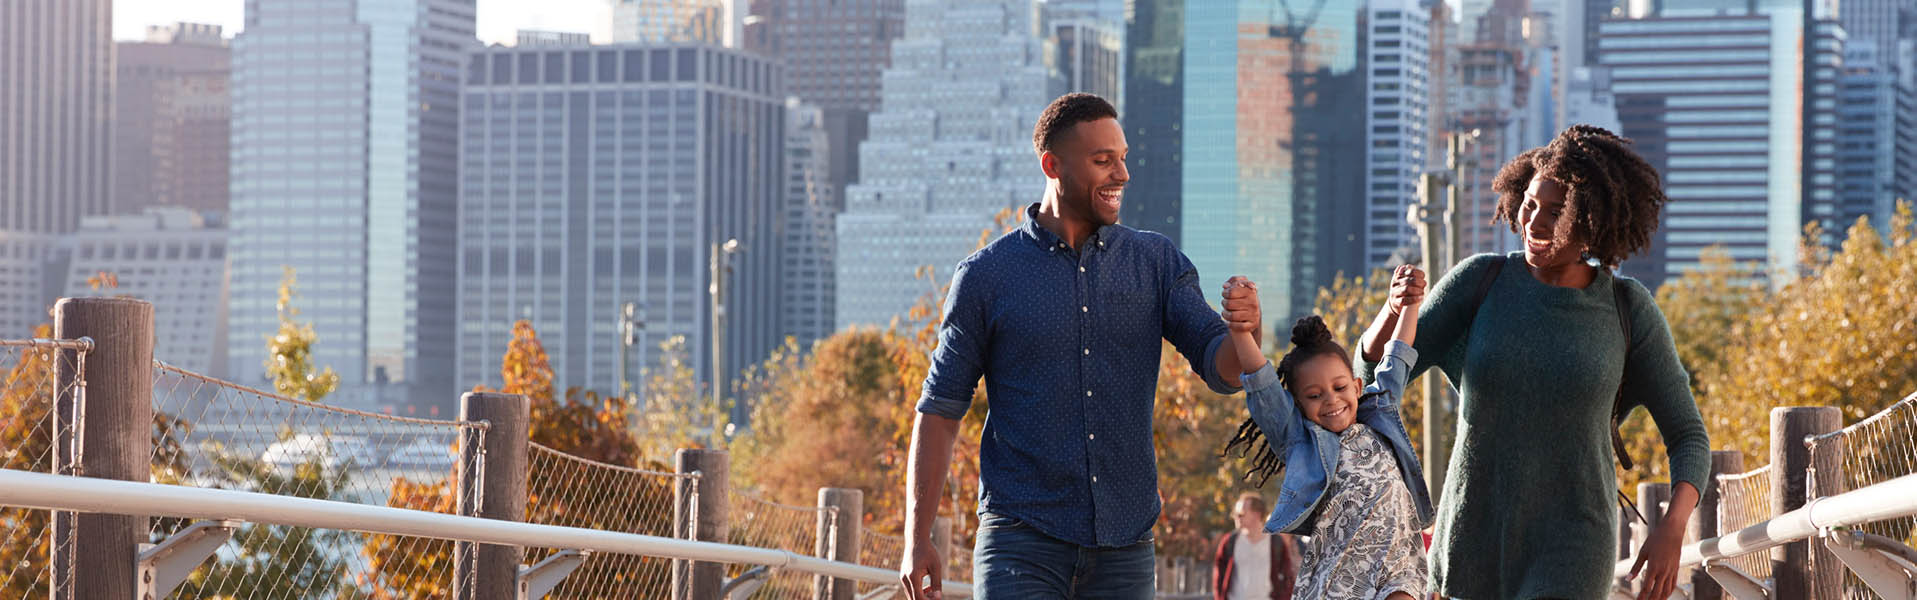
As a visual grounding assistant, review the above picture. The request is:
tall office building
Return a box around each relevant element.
[743,0,906,200]
[834,0,1064,330]
[781,99,837,347]
[1183,0,1364,326]
[1,0,113,235]
[1836,42,1916,230]
[227,0,473,412]
[612,0,726,45]
[517,29,591,47]
[1833,0,1913,61]
[58,208,229,376]
[1454,42,1527,257]
[1600,8,1842,286]
[456,45,785,407]
[1364,0,1435,267]
[0,234,58,336]
[115,23,230,216]
[1121,0,1185,243]
[1050,16,1123,101]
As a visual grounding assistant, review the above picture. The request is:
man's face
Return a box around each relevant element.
[1046,117,1130,227]
[1232,497,1264,532]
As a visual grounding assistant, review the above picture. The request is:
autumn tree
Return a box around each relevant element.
[0,325,59,598]
[1620,204,1917,491]
[173,266,357,598]
[265,266,339,403]
[364,320,656,599]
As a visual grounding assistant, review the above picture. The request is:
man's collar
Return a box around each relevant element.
[1019,202,1129,252]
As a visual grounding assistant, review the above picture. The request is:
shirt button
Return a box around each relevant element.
[1092,476,1098,483]
[1081,306,1088,313]
[1083,348,1089,355]
[1085,390,1092,397]
[1078,266,1085,272]
[1088,433,1095,440]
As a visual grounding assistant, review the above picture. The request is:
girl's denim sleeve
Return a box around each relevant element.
[1363,340,1421,408]
[1241,362,1292,451]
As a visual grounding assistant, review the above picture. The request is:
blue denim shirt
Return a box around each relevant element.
[917,203,1238,548]
[1243,340,1434,535]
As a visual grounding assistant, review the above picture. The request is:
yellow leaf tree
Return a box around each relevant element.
[264,267,338,403]
[1620,203,1917,492]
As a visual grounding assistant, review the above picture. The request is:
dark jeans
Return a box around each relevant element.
[972,512,1155,599]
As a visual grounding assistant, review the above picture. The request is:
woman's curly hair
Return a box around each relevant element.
[1490,125,1668,268]
[1222,316,1383,487]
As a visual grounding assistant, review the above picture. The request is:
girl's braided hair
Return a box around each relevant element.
[1491,124,1668,268]
[1222,316,1384,487]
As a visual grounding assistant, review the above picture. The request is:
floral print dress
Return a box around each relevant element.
[1295,423,1428,600]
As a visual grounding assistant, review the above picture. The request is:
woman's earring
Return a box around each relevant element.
[1581,249,1602,268]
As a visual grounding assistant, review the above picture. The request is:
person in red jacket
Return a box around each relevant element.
[1212,492,1298,600]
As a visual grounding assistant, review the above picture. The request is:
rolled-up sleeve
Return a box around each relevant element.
[1161,249,1237,395]
[917,260,989,419]
[1371,340,1421,402]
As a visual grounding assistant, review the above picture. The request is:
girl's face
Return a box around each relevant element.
[1289,353,1360,433]
[1518,173,1583,269]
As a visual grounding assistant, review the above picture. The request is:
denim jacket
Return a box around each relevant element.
[1243,340,1435,535]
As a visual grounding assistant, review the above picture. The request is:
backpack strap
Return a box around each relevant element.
[1610,281,1636,470]
[1467,255,1506,320]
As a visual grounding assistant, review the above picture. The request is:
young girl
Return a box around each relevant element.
[1221,266,1433,600]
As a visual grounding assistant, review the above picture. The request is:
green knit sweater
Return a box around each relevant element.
[1357,252,1711,600]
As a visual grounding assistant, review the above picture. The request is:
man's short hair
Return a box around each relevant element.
[1235,491,1268,515]
[1032,93,1118,156]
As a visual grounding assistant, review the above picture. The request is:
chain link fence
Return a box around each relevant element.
[148,360,487,599]
[729,491,828,599]
[523,442,687,598]
[1715,463,1774,580]
[0,339,88,598]
[1807,391,1917,600]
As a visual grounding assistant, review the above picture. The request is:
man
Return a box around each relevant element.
[1211,492,1298,600]
[897,93,1264,599]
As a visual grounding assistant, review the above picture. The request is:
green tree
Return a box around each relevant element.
[265,266,339,403]
[173,265,358,598]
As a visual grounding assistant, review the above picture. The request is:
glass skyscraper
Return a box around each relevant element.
[1182,0,1363,326]
[1122,0,1185,245]
[833,0,1067,330]
[455,44,785,409]
[227,0,472,412]
[1600,8,1841,286]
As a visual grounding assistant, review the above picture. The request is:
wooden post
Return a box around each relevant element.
[1690,450,1743,600]
[453,392,529,600]
[1619,504,1634,560]
[51,298,153,600]
[673,449,729,600]
[814,488,862,600]
[1770,406,1841,600]
[930,515,953,580]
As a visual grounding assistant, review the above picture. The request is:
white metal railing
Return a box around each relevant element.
[0,467,974,597]
[1610,472,1917,598]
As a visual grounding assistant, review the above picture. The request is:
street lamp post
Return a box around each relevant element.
[709,239,741,443]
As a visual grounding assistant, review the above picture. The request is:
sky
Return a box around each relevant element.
[112,0,614,44]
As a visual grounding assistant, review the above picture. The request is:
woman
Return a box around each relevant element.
[1354,125,1711,599]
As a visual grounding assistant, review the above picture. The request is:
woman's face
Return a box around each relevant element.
[1519,173,1583,269]
[1290,354,1359,434]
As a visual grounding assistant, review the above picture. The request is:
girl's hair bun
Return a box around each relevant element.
[1289,315,1334,349]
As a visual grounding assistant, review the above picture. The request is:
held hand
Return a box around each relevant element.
[1388,264,1427,314]
[899,542,944,600]
[1220,276,1263,338]
[1626,520,1684,600]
